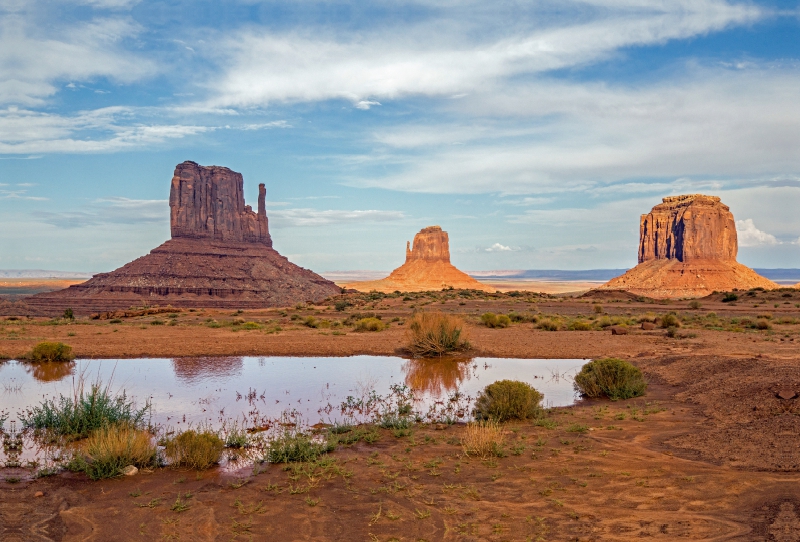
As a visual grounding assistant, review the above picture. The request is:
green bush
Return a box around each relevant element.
[722,292,738,302]
[480,313,510,328]
[240,321,262,330]
[573,358,647,400]
[354,317,386,332]
[473,380,543,422]
[28,342,75,362]
[334,300,349,312]
[63,308,74,320]
[537,319,560,331]
[659,314,680,328]
[21,382,149,439]
[567,319,592,331]
[266,432,335,463]
[688,300,702,309]
[164,430,224,469]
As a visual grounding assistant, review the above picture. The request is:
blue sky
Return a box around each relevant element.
[1,0,800,273]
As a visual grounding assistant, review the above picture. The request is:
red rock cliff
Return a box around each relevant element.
[405,226,451,263]
[169,161,271,246]
[639,194,737,263]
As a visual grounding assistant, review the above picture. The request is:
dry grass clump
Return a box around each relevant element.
[473,380,543,422]
[574,358,647,401]
[462,420,505,458]
[28,341,75,362]
[406,312,470,357]
[480,313,511,328]
[164,430,224,470]
[79,423,157,480]
[354,317,386,332]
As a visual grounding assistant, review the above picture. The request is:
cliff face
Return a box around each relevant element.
[169,161,271,246]
[405,226,451,263]
[598,194,777,299]
[639,194,736,263]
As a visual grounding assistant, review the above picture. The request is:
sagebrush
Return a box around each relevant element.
[573,358,647,400]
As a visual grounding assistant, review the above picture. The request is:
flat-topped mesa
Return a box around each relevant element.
[169,161,272,246]
[639,194,736,263]
[405,226,451,263]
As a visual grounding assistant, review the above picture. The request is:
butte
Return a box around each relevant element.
[596,194,778,299]
[344,226,493,293]
[26,161,341,315]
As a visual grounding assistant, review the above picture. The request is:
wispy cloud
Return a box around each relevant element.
[270,208,405,227]
[34,197,167,228]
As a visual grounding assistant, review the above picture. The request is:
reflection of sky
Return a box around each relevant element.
[0,357,583,430]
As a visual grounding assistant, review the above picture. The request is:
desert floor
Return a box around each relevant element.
[2,287,800,540]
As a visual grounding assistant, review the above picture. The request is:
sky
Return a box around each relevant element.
[1,0,800,274]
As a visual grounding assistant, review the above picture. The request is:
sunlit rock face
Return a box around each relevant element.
[344,226,493,293]
[598,194,778,299]
[26,162,340,315]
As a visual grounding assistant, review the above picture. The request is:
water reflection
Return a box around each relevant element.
[171,356,244,383]
[402,357,474,397]
[23,361,75,382]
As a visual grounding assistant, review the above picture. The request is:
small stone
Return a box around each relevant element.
[34,491,44,498]
[641,322,656,331]
[121,465,138,476]
[610,326,629,335]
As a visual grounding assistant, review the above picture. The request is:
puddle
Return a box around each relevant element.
[0,356,584,470]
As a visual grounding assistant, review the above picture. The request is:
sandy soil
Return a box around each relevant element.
[3,288,800,540]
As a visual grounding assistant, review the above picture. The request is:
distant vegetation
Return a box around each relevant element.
[480,313,511,328]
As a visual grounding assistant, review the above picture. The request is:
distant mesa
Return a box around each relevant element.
[25,161,340,315]
[597,194,778,299]
[344,226,493,293]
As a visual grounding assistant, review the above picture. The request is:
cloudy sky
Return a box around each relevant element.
[1,0,799,273]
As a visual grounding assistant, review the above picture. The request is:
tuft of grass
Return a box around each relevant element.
[480,313,511,328]
[593,304,603,314]
[353,317,386,332]
[20,380,149,439]
[28,341,75,362]
[266,431,335,464]
[405,312,470,357]
[473,380,543,422]
[537,319,560,331]
[567,319,592,331]
[75,423,158,480]
[164,430,224,470]
[574,358,647,401]
[461,421,505,458]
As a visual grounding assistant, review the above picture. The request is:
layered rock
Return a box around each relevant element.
[344,226,493,293]
[598,194,778,298]
[26,162,340,315]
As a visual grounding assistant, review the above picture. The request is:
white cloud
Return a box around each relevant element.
[269,208,406,227]
[485,243,515,252]
[208,0,760,107]
[736,218,779,247]
[355,100,381,110]
[34,197,167,228]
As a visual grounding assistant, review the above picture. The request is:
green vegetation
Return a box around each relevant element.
[574,358,647,400]
[21,381,149,439]
[722,292,739,302]
[266,431,335,463]
[659,313,680,328]
[473,380,543,422]
[164,430,225,469]
[405,312,470,357]
[480,313,511,328]
[28,341,75,362]
[354,317,386,332]
[74,424,158,480]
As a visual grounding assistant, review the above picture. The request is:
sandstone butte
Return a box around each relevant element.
[344,226,494,293]
[596,194,778,299]
[25,161,341,315]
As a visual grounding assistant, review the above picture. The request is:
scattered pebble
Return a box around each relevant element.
[121,465,138,476]
[34,491,44,498]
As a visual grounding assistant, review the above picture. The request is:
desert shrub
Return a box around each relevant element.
[28,342,74,362]
[722,292,738,302]
[480,313,511,328]
[266,432,335,463]
[573,358,647,400]
[473,380,543,422]
[688,300,702,309]
[21,382,149,439]
[334,300,350,312]
[63,308,74,320]
[567,319,592,331]
[164,430,224,469]
[659,314,680,328]
[757,312,773,320]
[537,319,560,331]
[665,326,678,338]
[150,319,165,326]
[239,321,261,330]
[756,319,772,330]
[461,420,505,458]
[109,319,123,324]
[76,424,158,480]
[354,317,386,332]
[405,312,469,357]
[593,304,603,314]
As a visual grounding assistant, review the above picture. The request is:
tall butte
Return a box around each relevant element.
[597,194,777,298]
[344,226,493,293]
[27,162,340,314]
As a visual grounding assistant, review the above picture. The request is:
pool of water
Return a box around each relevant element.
[0,356,584,469]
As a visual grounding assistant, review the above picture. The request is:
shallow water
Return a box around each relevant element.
[0,356,584,468]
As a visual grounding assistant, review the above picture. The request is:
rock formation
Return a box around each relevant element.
[343,226,493,293]
[26,162,340,315]
[598,194,778,298]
